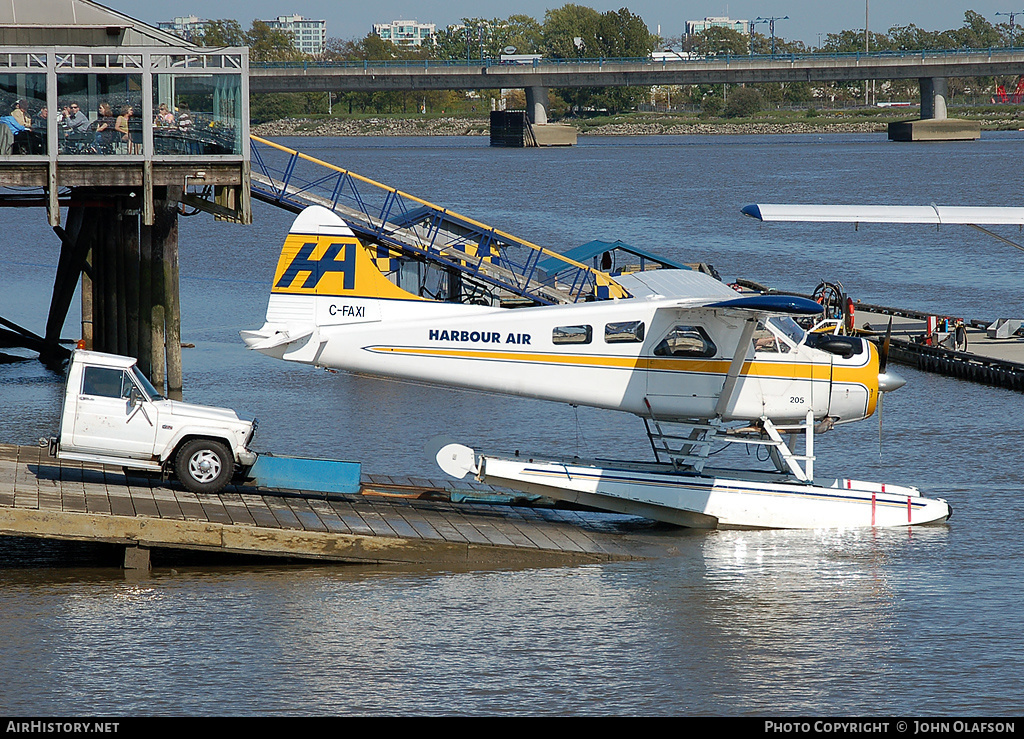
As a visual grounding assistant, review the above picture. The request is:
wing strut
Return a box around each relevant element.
[715,317,757,419]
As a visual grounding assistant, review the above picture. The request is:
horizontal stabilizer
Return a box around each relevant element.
[240,328,312,351]
[742,203,1024,225]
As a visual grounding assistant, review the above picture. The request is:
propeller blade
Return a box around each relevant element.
[877,317,906,392]
[879,317,893,374]
[878,391,884,459]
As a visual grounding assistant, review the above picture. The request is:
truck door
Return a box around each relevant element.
[69,366,158,458]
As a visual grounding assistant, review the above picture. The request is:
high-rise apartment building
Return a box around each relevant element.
[261,14,327,56]
[156,15,211,42]
[372,20,435,47]
[685,16,750,37]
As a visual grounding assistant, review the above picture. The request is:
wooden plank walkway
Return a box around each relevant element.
[0,444,663,568]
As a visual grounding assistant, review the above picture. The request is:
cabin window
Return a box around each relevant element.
[653,325,717,358]
[81,367,133,399]
[552,325,592,345]
[604,320,645,343]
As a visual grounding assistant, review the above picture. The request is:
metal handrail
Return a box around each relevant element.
[249,135,626,304]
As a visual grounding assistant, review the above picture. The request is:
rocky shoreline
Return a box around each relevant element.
[251,116,891,138]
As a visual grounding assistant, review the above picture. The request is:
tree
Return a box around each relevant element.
[543,5,654,114]
[723,87,764,118]
[542,4,602,59]
[594,8,654,58]
[246,20,306,62]
[689,26,749,56]
[196,20,246,47]
[493,14,544,56]
[955,10,1001,48]
[432,16,542,62]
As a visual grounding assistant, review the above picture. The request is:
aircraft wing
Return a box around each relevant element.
[615,270,822,315]
[741,203,1024,225]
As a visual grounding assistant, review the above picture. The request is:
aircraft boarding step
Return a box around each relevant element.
[249,136,624,306]
[643,414,817,482]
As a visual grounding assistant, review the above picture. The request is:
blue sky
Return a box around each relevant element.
[105,1,1015,47]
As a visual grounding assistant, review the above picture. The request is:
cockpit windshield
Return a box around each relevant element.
[769,316,806,347]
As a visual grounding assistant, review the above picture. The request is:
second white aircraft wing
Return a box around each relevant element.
[742,203,1024,225]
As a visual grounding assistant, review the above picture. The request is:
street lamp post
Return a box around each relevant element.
[754,16,789,57]
[996,11,1024,46]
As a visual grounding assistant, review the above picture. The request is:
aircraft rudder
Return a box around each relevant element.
[269,205,422,301]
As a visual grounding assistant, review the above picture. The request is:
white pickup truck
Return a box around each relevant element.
[48,349,258,494]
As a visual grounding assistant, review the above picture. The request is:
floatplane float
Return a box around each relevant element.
[241,205,952,530]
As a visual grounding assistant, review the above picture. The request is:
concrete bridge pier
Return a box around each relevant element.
[888,77,981,141]
[920,77,949,120]
[520,86,577,147]
[525,86,549,125]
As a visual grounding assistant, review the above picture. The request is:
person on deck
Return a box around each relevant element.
[115,105,135,153]
[93,102,116,153]
[66,103,91,134]
[175,103,193,133]
[11,100,31,130]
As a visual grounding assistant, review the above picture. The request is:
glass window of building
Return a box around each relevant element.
[56,73,143,156]
[153,73,243,156]
[0,73,48,155]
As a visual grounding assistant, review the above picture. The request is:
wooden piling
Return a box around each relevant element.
[71,187,182,397]
[121,198,140,361]
[137,219,152,379]
[80,246,93,351]
[102,211,119,354]
[44,205,89,364]
[114,207,127,356]
[162,187,182,397]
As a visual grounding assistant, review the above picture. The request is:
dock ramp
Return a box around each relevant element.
[249,136,626,305]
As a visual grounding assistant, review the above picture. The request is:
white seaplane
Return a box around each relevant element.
[241,205,952,529]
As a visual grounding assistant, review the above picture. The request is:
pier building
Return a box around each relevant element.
[0,0,251,396]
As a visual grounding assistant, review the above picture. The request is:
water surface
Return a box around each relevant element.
[1,132,1022,716]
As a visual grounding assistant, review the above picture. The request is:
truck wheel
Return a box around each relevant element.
[175,439,233,494]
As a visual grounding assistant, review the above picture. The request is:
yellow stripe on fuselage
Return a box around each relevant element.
[368,345,849,382]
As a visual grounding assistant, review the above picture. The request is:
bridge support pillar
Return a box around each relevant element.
[888,77,980,141]
[525,86,549,125]
[515,86,576,147]
[920,77,949,120]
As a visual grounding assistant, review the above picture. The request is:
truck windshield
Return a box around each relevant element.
[131,367,164,401]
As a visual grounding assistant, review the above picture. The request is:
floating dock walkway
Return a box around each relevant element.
[0,444,663,571]
[855,305,1024,391]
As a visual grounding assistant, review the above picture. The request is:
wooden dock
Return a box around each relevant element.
[0,444,666,571]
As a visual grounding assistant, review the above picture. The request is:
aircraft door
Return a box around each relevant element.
[747,319,826,423]
[645,321,721,419]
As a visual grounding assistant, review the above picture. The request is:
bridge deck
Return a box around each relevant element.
[249,49,1024,92]
[0,444,663,568]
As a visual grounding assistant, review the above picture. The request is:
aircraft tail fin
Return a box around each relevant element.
[269,205,420,302]
[242,205,419,357]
